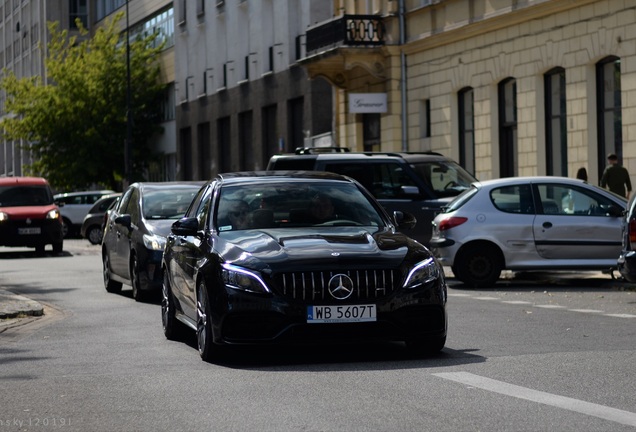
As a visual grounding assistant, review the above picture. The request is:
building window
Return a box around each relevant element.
[458,87,475,175]
[178,0,186,26]
[596,56,622,178]
[132,7,175,50]
[545,67,567,176]
[498,77,517,178]
[239,111,253,171]
[262,104,278,167]
[196,0,205,17]
[288,97,304,150]
[197,122,211,179]
[419,99,431,139]
[363,114,381,152]
[218,116,231,173]
[70,0,88,29]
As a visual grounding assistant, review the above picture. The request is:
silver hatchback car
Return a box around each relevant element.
[430,176,626,287]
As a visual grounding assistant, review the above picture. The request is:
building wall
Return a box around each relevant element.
[0,0,72,177]
[402,0,635,183]
[173,0,335,180]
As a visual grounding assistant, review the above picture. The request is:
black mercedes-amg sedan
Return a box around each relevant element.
[161,171,448,362]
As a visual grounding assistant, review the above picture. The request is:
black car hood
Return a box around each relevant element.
[144,219,176,237]
[216,227,430,273]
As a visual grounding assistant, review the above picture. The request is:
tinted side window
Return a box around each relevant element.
[325,162,417,199]
[490,185,534,214]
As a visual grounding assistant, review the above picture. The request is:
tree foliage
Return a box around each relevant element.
[0,13,166,191]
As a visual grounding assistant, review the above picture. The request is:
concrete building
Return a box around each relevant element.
[173,0,334,179]
[0,0,89,177]
[301,0,636,185]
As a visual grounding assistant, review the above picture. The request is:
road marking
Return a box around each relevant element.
[450,293,634,319]
[433,372,636,427]
[569,309,604,314]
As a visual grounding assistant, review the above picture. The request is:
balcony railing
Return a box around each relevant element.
[305,15,385,55]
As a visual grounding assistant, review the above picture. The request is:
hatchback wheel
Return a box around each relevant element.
[103,252,122,293]
[162,270,184,340]
[86,226,103,245]
[456,244,503,288]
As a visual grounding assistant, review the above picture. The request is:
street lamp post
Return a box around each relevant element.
[125,0,133,185]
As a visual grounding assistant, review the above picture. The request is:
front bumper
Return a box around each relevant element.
[209,278,448,345]
[0,219,63,248]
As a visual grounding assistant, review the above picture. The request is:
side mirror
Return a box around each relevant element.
[400,185,421,197]
[114,214,132,229]
[171,217,199,236]
[608,205,624,218]
[393,211,417,230]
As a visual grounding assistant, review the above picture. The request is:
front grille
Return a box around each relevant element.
[273,269,401,302]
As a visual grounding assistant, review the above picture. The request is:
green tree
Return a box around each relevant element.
[0,13,166,191]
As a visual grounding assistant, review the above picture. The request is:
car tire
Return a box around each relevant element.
[62,217,73,238]
[197,280,220,363]
[406,336,446,357]
[162,270,184,340]
[86,225,103,245]
[130,253,148,302]
[103,252,123,293]
[52,241,63,254]
[35,244,45,255]
[456,244,503,288]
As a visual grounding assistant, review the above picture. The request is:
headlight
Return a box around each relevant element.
[0,211,8,222]
[46,209,60,220]
[143,234,167,251]
[403,257,440,289]
[221,263,270,294]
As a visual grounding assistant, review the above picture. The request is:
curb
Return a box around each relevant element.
[0,289,44,319]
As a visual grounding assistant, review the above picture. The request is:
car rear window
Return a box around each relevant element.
[442,185,479,212]
[0,185,53,206]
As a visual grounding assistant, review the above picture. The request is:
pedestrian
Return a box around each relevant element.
[576,167,588,181]
[600,153,632,199]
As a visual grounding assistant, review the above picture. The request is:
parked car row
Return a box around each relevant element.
[10,152,615,363]
[54,189,115,238]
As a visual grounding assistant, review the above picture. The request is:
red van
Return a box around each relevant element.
[0,176,64,254]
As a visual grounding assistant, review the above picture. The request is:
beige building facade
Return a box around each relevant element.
[302,0,635,186]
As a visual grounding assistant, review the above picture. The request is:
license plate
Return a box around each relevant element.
[307,304,376,323]
[18,227,41,235]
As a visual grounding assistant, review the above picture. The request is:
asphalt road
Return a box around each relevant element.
[0,240,635,432]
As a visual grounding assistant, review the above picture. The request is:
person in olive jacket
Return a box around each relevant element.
[601,153,632,199]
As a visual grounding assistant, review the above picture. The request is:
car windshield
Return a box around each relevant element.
[143,188,199,219]
[410,161,476,198]
[216,181,385,231]
[0,185,53,206]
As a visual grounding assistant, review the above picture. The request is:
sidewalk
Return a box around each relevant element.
[0,289,44,320]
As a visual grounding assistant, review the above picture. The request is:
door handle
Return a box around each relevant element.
[542,221,553,229]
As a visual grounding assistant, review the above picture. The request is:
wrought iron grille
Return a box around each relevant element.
[305,14,385,55]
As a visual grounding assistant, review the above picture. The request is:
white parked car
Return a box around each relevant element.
[430,176,626,287]
[54,190,115,238]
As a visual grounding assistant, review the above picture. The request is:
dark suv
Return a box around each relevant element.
[267,150,477,245]
[0,176,64,254]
